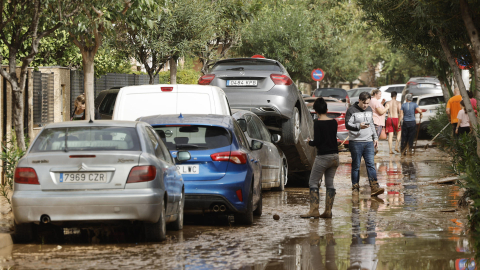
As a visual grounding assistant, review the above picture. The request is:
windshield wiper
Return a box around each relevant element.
[176,144,206,150]
[226,67,244,71]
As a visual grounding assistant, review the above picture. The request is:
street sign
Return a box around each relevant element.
[311,69,325,82]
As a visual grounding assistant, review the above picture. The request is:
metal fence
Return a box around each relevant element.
[70,71,158,113]
[33,71,54,125]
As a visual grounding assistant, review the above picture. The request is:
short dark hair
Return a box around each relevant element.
[313,97,328,114]
[359,92,371,102]
[460,100,465,107]
[467,90,473,99]
[391,91,397,98]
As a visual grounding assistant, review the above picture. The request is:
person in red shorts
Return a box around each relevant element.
[385,91,402,154]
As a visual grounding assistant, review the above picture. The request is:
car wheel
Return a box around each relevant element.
[13,222,34,243]
[272,165,286,191]
[236,188,254,225]
[170,191,184,231]
[253,188,262,217]
[282,107,300,145]
[144,199,167,242]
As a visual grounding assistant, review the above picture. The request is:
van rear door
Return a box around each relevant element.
[177,85,214,114]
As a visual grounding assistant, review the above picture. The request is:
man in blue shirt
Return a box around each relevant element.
[399,94,423,156]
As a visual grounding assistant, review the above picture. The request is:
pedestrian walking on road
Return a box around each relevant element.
[301,98,339,219]
[345,92,384,197]
[456,100,472,136]
[370,89,390,148]
[399,94,423,156]
[71,94,101,120]
[446,88,462,136]
[385,91,402,154]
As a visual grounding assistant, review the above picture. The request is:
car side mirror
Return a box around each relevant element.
[251,140,263,151]
[176,151,191,163]
[237,119,247,132]
[271,134,281,144]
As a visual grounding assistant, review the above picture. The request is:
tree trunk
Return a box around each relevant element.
[82,51,96,121]
[438,77,451,102]
[439,35,479,131]
[170,58,177,84]
[367,62,376,87]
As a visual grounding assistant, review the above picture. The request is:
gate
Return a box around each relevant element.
[32,71,54,125]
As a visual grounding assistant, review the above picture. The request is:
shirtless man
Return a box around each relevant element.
[385,91,402,154]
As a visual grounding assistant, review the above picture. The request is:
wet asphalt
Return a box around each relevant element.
[0,141,476,270]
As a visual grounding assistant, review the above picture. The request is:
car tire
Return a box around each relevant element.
[236,188,254,225]
[144,199,167,242]
[170,191,184,231]
[13,222,34,243]
[272,165,286,191]
[282,107,300,145]
[253,188,262,217]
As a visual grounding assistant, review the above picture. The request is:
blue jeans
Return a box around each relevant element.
[349,141,377,186]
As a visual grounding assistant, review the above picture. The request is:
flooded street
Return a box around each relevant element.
[0,141,476,269]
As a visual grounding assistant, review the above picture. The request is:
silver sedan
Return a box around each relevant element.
[12,120,186,242]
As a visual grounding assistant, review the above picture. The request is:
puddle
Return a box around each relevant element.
[0,157,476,269]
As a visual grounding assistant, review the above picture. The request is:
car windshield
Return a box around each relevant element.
[210,61,282,72]
[348,90,361,97]
[314,88,346,99]
[153,125,231,151]
[30,127,141,152]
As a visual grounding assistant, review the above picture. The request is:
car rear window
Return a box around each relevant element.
[314,88,347,99]
[419,96,445,106]
[210,61,282,72]
[153,125,231,151]
[31,127,141,152]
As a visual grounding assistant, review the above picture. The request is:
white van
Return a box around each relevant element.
[112,84,231,121]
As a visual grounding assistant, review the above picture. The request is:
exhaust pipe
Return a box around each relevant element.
[40,215,51,224]
[213,205,220,212]
[220,205,226,212]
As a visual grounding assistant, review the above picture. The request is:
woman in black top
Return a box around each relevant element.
[301,98,339,219]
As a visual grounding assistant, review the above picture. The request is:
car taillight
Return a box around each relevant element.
[126,166,157,183]
[198,74,215,85]
[346,95,350,104]
[407,82,418,85]
[337,113,345,121]
[211,151,247,164]
[14,167,39,185]
[270,74,293,86]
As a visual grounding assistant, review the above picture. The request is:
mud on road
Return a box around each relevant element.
[0,141,475,269]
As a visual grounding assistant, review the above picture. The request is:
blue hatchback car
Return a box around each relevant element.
[138,114,263,225]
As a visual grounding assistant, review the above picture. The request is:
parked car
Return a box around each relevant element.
[347,87,377,105]
[312,88,350,104]
[305,97,349,145]
[138,114,263,225]
[401,77,442,103]
[199,57,315,184]
[232,110,288,191]
[12,120,185,242]
[379,84,406,103]
[94,87,121,119]
[104,84,231,121]
[412,94,445,133]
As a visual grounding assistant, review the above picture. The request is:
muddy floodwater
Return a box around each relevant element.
[0,142,476,269]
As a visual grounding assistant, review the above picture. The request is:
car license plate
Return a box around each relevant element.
[176,165,199,174]
[60,172,107,183]
[227,80,257,87]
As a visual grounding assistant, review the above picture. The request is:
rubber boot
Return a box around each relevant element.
[369,180,384,196]
[301,188,320,218]
[319,188,336,218]
[352,183,360,198]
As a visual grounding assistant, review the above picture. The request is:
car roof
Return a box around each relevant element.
[214,58,279,65]
[413,93,445,99]
[43,120,139,128]
[137,114,234,128]
[408,77,440,83]
[315,87,346,91]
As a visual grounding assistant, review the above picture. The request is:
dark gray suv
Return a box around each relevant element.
[199,58,315,182]
[401,77,442,103]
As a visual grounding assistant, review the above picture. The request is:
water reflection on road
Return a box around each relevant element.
[0,159,476,270]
